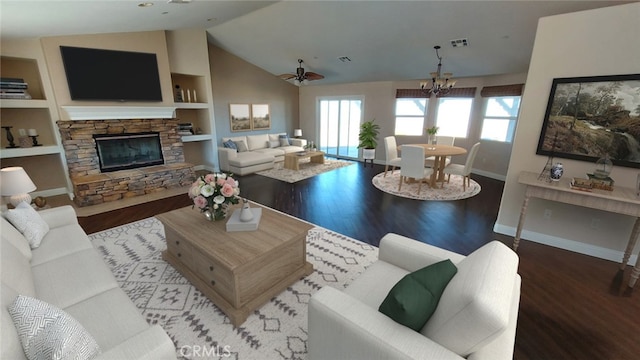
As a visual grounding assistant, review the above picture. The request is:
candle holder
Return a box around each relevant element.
[2,126,18,148]
[30,135,42,146]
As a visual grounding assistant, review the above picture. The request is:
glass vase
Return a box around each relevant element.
[593,155,613,179]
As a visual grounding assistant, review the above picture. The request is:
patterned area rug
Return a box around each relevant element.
[89,216,378,359]
[256,158,354,183]
[372,170,481,201]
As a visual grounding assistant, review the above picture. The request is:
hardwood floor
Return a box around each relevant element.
[77,160,640,360]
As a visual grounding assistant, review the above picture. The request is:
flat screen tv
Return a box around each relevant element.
[60,46,163,102]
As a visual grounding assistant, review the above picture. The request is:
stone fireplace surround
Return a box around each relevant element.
[57,118,195,207]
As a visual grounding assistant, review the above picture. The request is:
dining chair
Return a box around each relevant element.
[425,136,455,168]
[384,136,402,177]
[398,145,434,195]
[443,142,481,191]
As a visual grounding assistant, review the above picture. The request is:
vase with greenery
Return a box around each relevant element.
[426,126,439,147]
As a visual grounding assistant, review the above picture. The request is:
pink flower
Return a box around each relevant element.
[204,174,215,183]
[225,177,237,187]
[217,178,226,186]
[221,183,235,197]
[193,195,207,209]
[188,184,201,198]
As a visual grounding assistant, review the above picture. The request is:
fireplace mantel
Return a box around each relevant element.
[62,106,177,120]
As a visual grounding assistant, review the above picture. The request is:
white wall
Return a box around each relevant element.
[299,73,527,179]
[495,3,640,262]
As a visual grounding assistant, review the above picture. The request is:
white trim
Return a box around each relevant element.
[62,106,176,120]
[493,223,638,264]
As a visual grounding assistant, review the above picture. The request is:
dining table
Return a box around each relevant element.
[398,144,467,188]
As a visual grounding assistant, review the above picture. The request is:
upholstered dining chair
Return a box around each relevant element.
[383,136,402,177]
[443,142,481,190]
[425,136,455,168]
[399,145,434,195]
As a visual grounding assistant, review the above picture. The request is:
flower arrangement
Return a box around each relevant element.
[188,173,240,221]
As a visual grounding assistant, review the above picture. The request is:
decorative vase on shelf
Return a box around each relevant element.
[550,162,563,181]
[593,155,613,179]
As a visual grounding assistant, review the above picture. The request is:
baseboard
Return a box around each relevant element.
[493,223,638,264]
[33,187,69,198]
[471,169,506,181]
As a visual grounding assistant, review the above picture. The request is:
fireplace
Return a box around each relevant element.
[94,132,164,172]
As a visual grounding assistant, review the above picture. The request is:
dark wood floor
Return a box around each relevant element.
[78,160,640,360]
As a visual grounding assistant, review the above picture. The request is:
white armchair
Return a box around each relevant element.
[308,233,521,360]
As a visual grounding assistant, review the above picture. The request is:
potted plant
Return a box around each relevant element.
[358,119,380,160]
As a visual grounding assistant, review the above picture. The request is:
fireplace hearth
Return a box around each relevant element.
[94,132,164,172]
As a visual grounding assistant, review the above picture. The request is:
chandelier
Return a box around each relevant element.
[420,46,456,96]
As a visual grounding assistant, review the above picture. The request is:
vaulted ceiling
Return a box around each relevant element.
[1,1,634,85]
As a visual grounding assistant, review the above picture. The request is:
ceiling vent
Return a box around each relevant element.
[338,56,352,62]
[450,38,469,47]
[167,0,192,4]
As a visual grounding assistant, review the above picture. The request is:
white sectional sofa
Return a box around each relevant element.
[1,205,176,360]
[309,233,521,360]
[218,133,306,175]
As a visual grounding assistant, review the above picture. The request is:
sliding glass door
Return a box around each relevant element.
[318,97,363,159]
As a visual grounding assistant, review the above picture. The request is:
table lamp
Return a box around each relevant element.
[0,166,37,207]
[293,129,302,138]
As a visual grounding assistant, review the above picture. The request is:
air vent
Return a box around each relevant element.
[450,38,469,47]
[338,56,352,62]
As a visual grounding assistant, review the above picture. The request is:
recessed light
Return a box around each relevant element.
[138,2,154,7]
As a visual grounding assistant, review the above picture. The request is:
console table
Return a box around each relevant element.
[515,171,640,288]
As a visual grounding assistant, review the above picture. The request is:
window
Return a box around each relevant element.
[395,98,427,136]
[435,98,473,138]
[480,96,521,142]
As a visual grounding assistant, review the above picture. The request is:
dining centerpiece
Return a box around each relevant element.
[188,173,240,221]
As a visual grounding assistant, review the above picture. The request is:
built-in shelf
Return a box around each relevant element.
[174,102,208,109]
[0,99,49,108]
[62,106,177,120]
[0,145,60,159]
[181,134,212,143]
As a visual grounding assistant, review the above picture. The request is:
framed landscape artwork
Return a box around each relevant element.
[536,74,640,169]
[229,104,251,132]
[251,104,271,130]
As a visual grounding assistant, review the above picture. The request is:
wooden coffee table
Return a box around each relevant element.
[284,150,325,170]
[157,203,313,326]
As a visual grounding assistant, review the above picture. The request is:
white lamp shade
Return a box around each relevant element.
[1,167,36,206]
[293,129,303,137]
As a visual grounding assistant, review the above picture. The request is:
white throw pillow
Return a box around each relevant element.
[4,202,49,249]
[268,140,280,148]
[8,295,101,360]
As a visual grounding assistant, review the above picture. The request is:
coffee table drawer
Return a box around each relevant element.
[192,251,235,305]
[165,233,194,270]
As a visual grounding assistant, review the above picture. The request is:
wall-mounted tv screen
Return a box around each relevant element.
[60,46,163,102]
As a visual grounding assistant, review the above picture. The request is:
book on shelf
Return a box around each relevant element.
[177,122,194,135]
[0,77,28,89]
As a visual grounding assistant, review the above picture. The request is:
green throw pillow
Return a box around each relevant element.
[379,259,457,331]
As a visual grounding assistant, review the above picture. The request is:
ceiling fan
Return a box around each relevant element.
[278,59,324,85]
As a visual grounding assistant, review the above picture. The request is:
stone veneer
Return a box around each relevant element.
[57,118,195,207]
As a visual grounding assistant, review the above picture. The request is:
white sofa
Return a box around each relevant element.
[309,233,521,360]
[1,205,176,360]
[218,133,306,175]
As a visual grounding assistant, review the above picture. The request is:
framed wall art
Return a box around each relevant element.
[536,73,640,169]
[251,104,271,130]
[229,103,251,132]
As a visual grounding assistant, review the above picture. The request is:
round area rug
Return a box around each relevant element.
[372,170,481,201]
